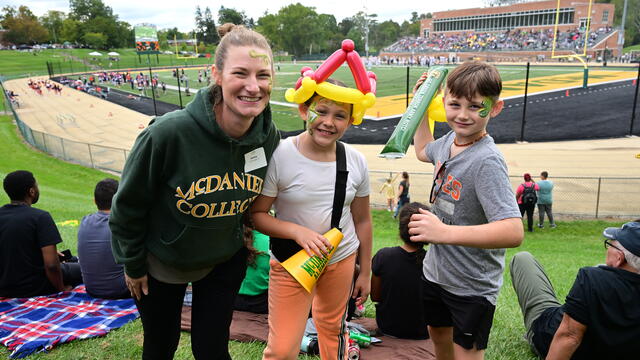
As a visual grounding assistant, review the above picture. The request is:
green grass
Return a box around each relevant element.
[0,114,624,358]
[623,44,640,53]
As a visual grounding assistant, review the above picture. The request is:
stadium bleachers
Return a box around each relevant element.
[383,27,614,54]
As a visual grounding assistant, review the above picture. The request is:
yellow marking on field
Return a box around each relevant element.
[366,70,636,118]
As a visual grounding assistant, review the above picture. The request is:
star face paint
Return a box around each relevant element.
[249,50,271,66]
[478,97,494,118]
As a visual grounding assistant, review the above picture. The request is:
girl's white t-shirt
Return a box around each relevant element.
[261,137,370,264]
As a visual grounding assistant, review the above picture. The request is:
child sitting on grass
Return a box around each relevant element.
[371,202,430,340]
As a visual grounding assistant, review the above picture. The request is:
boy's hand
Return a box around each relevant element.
[408,208,449,244]
[293,227,332,258]
[412,72,428,94]
[352,272,371,306]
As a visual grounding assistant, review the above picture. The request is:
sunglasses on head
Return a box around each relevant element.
[429,161,448,204]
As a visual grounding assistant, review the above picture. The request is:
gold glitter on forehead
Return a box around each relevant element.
[249,49,271,66]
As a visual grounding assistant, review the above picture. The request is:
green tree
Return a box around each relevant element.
[374,20,401,49]
[1,5,49,44]
[203,7,219,44]
[69,0,113,21]
[218,6,248,26]
[194,5,204,43]
[40,10,66,43]
[83,31,107,49]
[60,18,81,43]
[257,3,322,57]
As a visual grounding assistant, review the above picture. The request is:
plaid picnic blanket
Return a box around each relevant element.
[0,285,139,358]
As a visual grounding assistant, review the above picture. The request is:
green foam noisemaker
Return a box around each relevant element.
[379,66,448,159]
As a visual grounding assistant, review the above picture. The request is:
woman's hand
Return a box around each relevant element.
[292,227,332,258]
[352,272,371,306]
[125,274,149,300]
[412,72,428,94]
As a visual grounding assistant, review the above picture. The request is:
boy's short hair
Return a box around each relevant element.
[94,178,118,210]
[541,171,548,178]
[399,202,430,245]
[3,170,36,201]
[446,60,502,101]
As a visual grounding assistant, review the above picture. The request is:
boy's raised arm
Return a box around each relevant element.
[413,112,434,163]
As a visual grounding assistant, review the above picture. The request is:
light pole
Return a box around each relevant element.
[618,0,628,59]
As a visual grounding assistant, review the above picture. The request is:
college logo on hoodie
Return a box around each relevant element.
[174,172,264,218]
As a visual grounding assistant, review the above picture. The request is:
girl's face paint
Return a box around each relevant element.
[478,97,494,118]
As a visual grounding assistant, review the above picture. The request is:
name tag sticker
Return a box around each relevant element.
[244,147,267,173]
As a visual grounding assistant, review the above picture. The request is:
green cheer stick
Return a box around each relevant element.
[379,66,448,159]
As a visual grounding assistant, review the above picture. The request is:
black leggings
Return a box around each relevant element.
[519,203,535,232]
[135,247,248,360]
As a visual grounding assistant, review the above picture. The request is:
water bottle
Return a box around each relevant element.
[349,331,371,347]
[300,335,319,355]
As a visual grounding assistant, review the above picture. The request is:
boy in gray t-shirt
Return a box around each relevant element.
[408,61,523,359]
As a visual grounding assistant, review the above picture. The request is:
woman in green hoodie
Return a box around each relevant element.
[109,23,280,359]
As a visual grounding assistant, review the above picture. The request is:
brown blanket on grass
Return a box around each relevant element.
[181,307,435,359]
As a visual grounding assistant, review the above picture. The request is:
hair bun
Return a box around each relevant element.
[217,23,244,38]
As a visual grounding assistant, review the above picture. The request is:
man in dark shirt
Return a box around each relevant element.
[510,220,640,359]
[77,178,129,299]
[0,170,82,298]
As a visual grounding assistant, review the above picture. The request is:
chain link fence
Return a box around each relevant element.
[369,170,640,218]
[2,79,638,218]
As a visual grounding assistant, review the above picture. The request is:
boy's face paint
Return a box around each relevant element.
[478,97,494,118]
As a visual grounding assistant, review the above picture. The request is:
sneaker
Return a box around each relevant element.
[537,224,544,229]
[550,224,557,228]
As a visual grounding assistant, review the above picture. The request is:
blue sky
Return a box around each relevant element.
[9,0,487,32]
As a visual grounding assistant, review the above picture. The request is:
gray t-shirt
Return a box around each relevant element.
[77,211,129,298]
[424,131,521,304]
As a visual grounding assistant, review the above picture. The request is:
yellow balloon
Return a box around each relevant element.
[427,93,447,134]
[316,82,364,104]
[284,77,317,103]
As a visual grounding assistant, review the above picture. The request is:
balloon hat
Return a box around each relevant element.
[285,39,377,125]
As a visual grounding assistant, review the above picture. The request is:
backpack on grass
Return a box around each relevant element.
[522,183,537,205]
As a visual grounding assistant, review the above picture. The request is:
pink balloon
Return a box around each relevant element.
[313,49,347,83]
[294,76,303,90]
[300,66,312,75]
[346,51,370,93]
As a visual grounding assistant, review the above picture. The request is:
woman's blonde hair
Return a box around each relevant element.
[210,23,274,106]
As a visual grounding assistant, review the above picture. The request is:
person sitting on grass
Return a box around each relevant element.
[510,220,640,359]
[234,222,270,314]
[77,178,129,299]
[371,202,429,340]
[0,170,83,298]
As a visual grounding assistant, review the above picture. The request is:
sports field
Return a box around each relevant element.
[97,63,638,129]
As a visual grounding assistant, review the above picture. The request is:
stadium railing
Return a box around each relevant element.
[369,170,640,218]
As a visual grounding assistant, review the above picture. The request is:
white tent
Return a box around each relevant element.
[107,51,120,56]
[88,51,102,56]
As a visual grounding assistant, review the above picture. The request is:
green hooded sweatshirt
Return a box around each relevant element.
[109,87,280,278]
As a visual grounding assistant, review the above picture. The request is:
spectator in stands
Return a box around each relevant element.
[77,178,129,299]
[371,202,429,340]
[516,173,539,232]
[0,170,83,298]
[510,220,640,359]
[537,171,556,229]
[234,223,270,314]
[109,23,279,359]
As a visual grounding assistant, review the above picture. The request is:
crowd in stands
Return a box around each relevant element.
[384,27,614,54]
